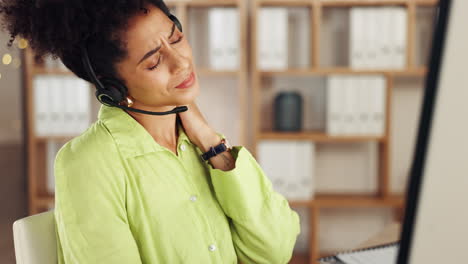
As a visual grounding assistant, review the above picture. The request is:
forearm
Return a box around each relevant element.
[204,144,301,264]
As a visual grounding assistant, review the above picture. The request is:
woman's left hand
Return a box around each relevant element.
[177,102,221,152]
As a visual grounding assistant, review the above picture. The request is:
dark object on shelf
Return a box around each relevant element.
[274,91,303,131]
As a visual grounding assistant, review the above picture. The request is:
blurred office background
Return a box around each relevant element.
[0,1,438,263]
[0,30,27,264]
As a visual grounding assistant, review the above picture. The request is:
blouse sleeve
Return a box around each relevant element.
[205,141,301,264]
[54,139,142,264]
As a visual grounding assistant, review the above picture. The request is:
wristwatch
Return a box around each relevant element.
[200,138,232,162]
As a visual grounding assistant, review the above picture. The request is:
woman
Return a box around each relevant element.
[1,1,300,263]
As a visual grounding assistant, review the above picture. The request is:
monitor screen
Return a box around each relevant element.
[398,0,468,263]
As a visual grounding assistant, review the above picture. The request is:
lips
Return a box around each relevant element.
[176,71,195,89]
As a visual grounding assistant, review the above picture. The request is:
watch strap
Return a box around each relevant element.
[201,142,227,161]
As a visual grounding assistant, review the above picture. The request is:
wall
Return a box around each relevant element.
[0,31,28,264]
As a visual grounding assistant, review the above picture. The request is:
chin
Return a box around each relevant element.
[178,83,199,101]
[175,91,198,106]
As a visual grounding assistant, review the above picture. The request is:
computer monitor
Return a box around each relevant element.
[397,0,468,263]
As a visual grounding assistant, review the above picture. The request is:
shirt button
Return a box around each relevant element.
[189,195,197,202]
[180,144,186,151]
[208,244,217,251]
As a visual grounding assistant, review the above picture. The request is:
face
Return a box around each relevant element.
[115,4,199,111]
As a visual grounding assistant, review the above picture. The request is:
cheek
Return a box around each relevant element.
[126,72,170,99]
[180,40,194,59]
[143,73,171,92]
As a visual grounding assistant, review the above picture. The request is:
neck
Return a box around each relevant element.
[124,103,179,147]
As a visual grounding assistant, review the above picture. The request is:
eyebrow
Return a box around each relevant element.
[137,23,176,66]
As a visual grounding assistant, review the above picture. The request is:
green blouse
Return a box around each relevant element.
[54,104,300,264]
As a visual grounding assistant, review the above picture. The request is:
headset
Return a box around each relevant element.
[80,13,188,116]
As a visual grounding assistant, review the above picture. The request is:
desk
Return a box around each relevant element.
[318,222,401,264]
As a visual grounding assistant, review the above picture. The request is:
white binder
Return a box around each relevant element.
[361,8,371,68]
[33,76,49,136]
[76,79,91,134]
[227,8,240,70]
[388,7,408,69]
[375,76,387,135]
[368,76,386,135]
[63,77,78,135]
[258,8,288,70]
[327,75,346,136]
[208,8,224,69]
[49,77,62,135]
[361,76,373,134]
[273,8,288,69]
[258,8,272,69]
[258,140,315,200]
[367,7,379,69]
[341,76,355,135]
[355,77,367,134]
[394,7,408,69]
[380,7,393,68]
[327,76,337,135]
[350,7,364,69]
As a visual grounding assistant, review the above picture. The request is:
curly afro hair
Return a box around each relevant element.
[0,0,171,83]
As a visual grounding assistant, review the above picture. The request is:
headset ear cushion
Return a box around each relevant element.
[95,89,118,106]
[99,77,127,103]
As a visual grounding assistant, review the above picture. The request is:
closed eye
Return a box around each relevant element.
[147,35,184,71]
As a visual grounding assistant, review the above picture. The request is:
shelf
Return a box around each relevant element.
[289,200,313,207]
[314,194,404,208]
[35,195,54,208]
[33,66,427,78]
[166,0,239,7]
[35,135,76,143]
[196,68,241,76]
[33,67,74,76]
[33,66,240,77]
[414,0,438,6]
[320,0,408,7]
[257,0,313,6]
[259,67,427,77]
[257,0,438,7]
[259,131,385,142]
[390,68,428,76]
[288,194,405,208]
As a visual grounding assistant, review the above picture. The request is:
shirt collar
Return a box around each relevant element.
[97,104,191,159]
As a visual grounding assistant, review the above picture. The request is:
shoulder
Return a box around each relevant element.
[54,121,128,212]
[55,120,123,178]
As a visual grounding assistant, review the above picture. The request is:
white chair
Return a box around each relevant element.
[12,210,57,264]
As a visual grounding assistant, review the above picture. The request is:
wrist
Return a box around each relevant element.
[195,128,223,153]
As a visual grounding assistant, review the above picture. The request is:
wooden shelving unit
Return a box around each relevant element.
[250,0,438,263]
[23,50,64,215]
[23,0,248,215]
[260,67,428,76]
[260,131,385,142]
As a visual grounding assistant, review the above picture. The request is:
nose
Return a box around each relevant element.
[160,36,191,75]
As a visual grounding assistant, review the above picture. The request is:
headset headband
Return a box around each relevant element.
[80,40,105,91]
